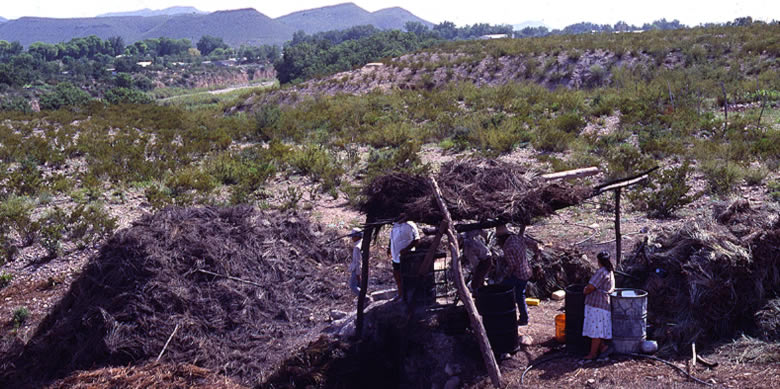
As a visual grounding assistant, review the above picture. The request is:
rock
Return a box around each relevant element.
[443,376,460,389]
[371,288,397,301]
[329,310,348,321]
[551,290,566,300]
[444,363,461,376]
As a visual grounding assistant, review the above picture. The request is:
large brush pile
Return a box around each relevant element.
[1,206,351,388]
[360,158,591,225]
[47,363,247,389]
[622,202,780,354]
[525,246,594,298]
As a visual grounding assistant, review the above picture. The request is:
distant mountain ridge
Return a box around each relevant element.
[277,2,432,34]
[0,2,431,47]
[97,6,205,18]
[0,17,7,23]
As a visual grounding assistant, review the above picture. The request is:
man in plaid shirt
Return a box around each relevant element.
[496,224,532,325]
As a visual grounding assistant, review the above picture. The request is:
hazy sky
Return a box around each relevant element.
[2,1,778,29]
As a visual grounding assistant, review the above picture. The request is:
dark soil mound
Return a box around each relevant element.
[622,206,780,355]
[1,206,351,388]
[47,362,247,389]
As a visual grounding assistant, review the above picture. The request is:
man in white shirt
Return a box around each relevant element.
[348,228,363,296]
[387,213,420,297]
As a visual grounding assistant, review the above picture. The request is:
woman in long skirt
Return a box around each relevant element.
[583,251,616,360]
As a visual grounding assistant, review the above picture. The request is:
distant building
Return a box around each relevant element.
[136,61,153,68]
[478,34,510,40]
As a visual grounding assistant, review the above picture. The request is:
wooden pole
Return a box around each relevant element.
[156,323,180,362]
[614,188,622,268]
[430,176,502,388]
[417,221,447,276]
[356,225,374,338]
[540,167,599,181]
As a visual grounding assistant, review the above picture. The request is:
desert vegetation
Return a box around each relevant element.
[0,15,778,389]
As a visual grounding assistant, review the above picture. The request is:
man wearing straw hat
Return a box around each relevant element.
[496,224,532,326]
[347,228,364,297]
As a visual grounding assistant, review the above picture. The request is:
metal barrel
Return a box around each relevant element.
[475,284,518,354]
[610,288,648,354]
[400,252,435,307]
[565,283,589,355]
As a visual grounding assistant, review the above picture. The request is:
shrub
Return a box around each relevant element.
[701,159,745,196]
[587,64,607,87]
[554,112,586,134]
[0,271,12,289]
[7,159,44,197]
[0,96,33,113]
[104,87,153,105]
[532,124,574,152]
[12,306,29,328]
[0,195,37,248]
[604,143,656,180]
[744,165,768,186]
[289,145,345,192]
[255,104,282,139]
[145,185,173,210]
[636,161,699,218]
[68,203,117,249]
[768,180,780,203]
[38,208,68,259]
[39,82,93,110]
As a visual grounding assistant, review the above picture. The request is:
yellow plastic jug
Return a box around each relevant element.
[555,313,566,343]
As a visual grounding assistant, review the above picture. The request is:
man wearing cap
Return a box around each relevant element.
[388,213,419,297]
[496,224,532,326]
[348,228,364,296]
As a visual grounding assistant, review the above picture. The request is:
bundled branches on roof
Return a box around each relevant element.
[359,158,591,226]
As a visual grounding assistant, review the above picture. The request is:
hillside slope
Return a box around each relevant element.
[235,23,780,107]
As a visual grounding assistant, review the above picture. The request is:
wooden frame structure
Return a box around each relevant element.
[351,165,655,387]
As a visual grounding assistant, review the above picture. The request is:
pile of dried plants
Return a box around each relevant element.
[1,206,350,388]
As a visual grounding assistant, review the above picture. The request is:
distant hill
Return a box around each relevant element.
[0,15,169,46]
[138,9,295,47]
[0,3,432,47]
[276,2,432,34]
[369,7,433,30]
[0,17,7,23]
[513,21,548,30]
[98,6,205,18]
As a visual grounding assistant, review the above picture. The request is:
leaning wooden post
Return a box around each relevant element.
[356,225,374,338]
[430,176,502,388]
[417,220,448,277]
[614,188,622,268]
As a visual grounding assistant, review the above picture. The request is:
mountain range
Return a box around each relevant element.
[0,17,6,23]
[0,2,432,47]
[97,6,205,18]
